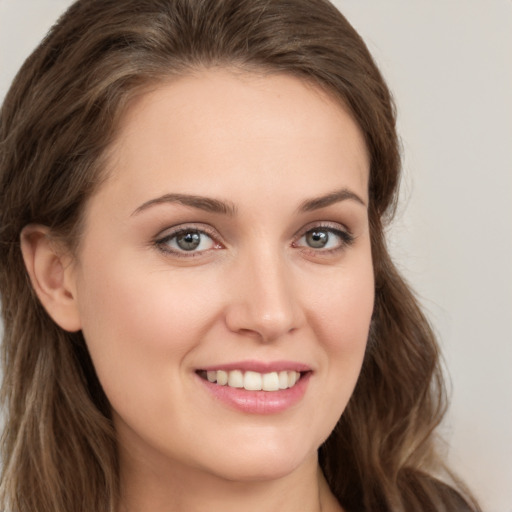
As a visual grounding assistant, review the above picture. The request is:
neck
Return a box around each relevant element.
[118,450,342,512]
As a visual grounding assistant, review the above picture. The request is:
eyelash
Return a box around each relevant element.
[154,225,221,258]
[293,223,355,256]
[154,223,354,259]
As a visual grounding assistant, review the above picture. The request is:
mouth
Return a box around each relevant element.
[196,369,306,392]
[195,363,312,414]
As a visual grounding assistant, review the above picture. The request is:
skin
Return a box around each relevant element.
[23,68,373,512]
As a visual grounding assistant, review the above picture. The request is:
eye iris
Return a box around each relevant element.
[176,231,201,251]
[306,230,328,248]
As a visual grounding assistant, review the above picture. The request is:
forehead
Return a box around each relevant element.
[99,68,370,209]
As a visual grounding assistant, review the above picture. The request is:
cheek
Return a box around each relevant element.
[305,255,374,422]
[309,256,374,352]
[74,252,222,403]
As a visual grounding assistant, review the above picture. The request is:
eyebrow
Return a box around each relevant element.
[131,193,237,216]
[298,188,367,212]
[132,187,366,217]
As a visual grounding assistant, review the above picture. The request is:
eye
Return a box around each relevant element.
[155,227,219,255]
[294,226,354,252]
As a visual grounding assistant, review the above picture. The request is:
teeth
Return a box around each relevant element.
[204,370,301,391]
[262,372,280,391]
[244,371,262,391]
[227,370,244,388]
[217,370,228,385]
[278,371,289,389]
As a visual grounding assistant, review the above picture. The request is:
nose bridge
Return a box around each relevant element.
[225,242,302,342]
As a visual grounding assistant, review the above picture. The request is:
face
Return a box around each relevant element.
[70,69,374,483]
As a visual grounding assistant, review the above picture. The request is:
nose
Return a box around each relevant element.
[224,249,304,343]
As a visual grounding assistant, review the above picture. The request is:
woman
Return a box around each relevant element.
[0,0,481,511]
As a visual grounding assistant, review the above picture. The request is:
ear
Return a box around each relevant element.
[20,224,82,332]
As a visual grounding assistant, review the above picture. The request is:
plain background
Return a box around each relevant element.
[1,1,511,510]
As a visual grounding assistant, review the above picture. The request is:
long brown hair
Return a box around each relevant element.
[0,1,480,511]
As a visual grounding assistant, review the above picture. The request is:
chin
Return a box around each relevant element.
[198,436,319,483]
[214,459,308,483]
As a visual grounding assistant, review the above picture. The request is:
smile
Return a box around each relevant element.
[196,361,312,414]
[198,369,302,391]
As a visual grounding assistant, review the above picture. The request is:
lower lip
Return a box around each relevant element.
[197,372,311,414]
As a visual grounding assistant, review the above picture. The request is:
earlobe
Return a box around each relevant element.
[20,225,82,332]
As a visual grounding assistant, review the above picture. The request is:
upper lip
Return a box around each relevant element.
[198,360,312,373]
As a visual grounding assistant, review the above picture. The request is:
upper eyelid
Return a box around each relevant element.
[155,221,351,240]
[156,220,349,237]
[293,220,352,239]
[154,226,221,258]
[153,225,223,257]
[155,223,220,241]
[294,225,353,245]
